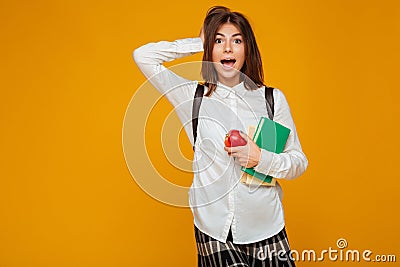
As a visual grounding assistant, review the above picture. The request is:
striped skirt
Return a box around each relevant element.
[194,226,296,267]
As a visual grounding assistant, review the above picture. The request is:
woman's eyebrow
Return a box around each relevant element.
[216,32,242,37]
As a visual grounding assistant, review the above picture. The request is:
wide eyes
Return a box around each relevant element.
[214,38,243,44]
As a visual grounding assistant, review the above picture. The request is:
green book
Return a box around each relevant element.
[241,117,291,183]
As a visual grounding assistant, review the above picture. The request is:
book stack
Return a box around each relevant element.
[240,117,291,186]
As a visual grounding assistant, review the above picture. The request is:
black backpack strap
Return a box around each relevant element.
[192,83,204,151]
[265,86,275,120]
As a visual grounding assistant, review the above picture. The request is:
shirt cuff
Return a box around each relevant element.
[253,149,275,175]
[175,37,204,53]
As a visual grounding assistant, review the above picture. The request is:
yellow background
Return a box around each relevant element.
[1,0,399,266]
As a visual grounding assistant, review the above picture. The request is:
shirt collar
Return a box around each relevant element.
[214,81,247,98]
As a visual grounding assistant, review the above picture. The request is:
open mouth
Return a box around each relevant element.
[220,59,236,68]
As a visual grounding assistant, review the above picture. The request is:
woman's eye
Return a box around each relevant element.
[215,39,222,44]
[234,39,242,44]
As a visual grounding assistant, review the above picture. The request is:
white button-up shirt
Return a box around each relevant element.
[133,37,308,244]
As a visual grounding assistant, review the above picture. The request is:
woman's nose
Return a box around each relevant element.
[224,42,232,52]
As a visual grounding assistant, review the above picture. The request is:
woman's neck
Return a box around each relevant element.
[217,76,241,88]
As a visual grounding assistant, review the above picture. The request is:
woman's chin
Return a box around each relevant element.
[216,67,241,78]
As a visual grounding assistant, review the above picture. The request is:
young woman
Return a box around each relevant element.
[134,6,308,267]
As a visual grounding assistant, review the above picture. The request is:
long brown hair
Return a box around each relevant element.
[201,6,265,97]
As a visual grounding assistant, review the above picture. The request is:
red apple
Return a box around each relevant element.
[224,130,247,147]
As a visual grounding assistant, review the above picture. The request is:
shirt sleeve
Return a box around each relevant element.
[253,89,308,180]
[133,38,204,107]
